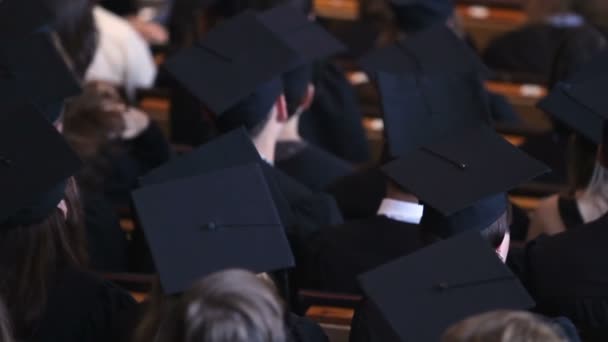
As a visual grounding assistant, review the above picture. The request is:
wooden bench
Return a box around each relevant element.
[456,4,527,51]
[314,0,360,21]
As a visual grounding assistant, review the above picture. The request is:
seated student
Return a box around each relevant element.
[350,232,538,342]
[157,269,289,342]
[519,73,608,342]
[517,29,606,186]
[130,164,327,342]
[0,298,14,342]
[527,59,608,241]
[85,4,157,101]
[62,83,171,271]
[442,310,572,342]
[163,12,342,235]
[330,27,499,221]
[483,0,604,83]
[252,5,354,190]
[0,101,135,342]
[307,123,547,294]
[65,82,171,211]
[381,0,520,124]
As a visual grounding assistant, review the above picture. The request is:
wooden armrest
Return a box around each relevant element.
[306,305,355,326]
[298,289,362,310]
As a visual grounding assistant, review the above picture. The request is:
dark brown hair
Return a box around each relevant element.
[63,83,126,192]
[0,178,87,339]
[45,0,98,79]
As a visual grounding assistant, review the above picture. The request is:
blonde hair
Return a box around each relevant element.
[442,310,567,342]
[153,269,287,342]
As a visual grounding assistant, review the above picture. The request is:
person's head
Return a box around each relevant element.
[421,195,511,262]
[62,83,127,192]
[216,79,289,144]
[0,176,87,338]
[442,310,568,342]
[156,269,287,342]
[283,64,315,118]
[44,0,97,80]
[525,0,575,22]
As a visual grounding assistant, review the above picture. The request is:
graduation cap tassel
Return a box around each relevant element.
[433,275,515,292]
[420,148,467,170]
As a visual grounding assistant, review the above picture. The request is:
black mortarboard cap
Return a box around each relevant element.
[0,99,81,227]
[0,0,52,40]
[389,0,454,33]
[140,128,294,227]
[538,72,608,144]
[378,71,491,158]
[133,163,295,295]
[358,231,535,342]
[258,4,346,115]
[0,31,81,122]
[381,124,549,216]
[359,25,490,77]
[164,11,299,129]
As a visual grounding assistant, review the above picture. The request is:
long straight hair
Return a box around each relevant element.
[0,178,87,339]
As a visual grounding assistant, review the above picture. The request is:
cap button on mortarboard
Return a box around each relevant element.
[202,221,219,231]
[0,156,12,166]
[435,282,449,291]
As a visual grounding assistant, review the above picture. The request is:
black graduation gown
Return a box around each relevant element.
[269,165,344,240]
[325,168,387,221]
[105,121,171,210]
[349,300,401,342]
[276,141,354,191]
[27,268,136,342]
[300,61,371,164]
[558,197,585,229]
[81,191,129,272]
[288,313,331,342]
[483,24,574,82]
[522,213,608,341]
[303,215,424,294]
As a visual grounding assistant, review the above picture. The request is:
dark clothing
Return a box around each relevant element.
[326,168,387,221]
[558,197,585,229]
[27,268,136,342]
[288,313,331,342]
[519,132,569,185]
[304,216,424,294]
[483,24,574,83]
[522,213,608,341]
[104,121,171,210]
[276,141,354,191]
[300,61,371,164]
[168,81,217,146]
[99,0,138,16]
[349,300,401,342]
[82,191,129,272]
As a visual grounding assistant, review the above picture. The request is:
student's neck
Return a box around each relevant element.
[278,114,302,142]
[253,132,278,164]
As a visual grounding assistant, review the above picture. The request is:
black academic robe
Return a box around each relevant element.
[325,168,387,221]
[483,24,575,82]
[522,213,608,341]
[303,215,424,294]
[300,61,371,164]
[104,121,172,210]
[349,300,401,342]
[276,141,354,191]
[27,268,136,342]
[288,313,331,342]
[81,191,129,272]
